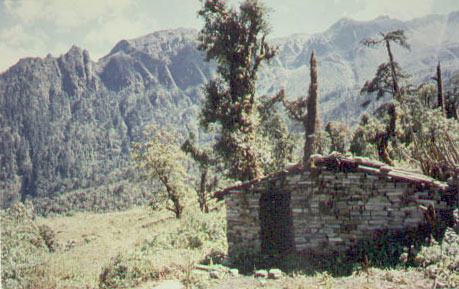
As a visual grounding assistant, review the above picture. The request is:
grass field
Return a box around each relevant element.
[2,201,458,289]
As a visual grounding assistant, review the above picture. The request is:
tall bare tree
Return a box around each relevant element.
[433,62,445,113]
[281,51,321,165]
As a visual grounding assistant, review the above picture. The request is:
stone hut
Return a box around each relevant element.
[214,154,457,257]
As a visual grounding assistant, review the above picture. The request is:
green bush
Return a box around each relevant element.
[38,224,55,252]
[1,202,49,289]
[140,209,226,251]
[99,209,227,288]
[414,216,459,287]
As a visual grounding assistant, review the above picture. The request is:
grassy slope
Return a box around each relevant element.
[35,207,157,287]
[4,202,457,289]
[33,203,227,288]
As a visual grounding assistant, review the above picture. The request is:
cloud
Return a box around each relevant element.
[3,0,47,25]
[0,24,48,72]
[0,0,151,69]
[4,0,136,30]
[352,0,434,21]
[82,13,158,60]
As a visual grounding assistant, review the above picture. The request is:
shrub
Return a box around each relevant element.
[99,253,174,289]
[1,202,49,289]
[414,212,459,288]
[38,224,55,252]
[99,255,135,289]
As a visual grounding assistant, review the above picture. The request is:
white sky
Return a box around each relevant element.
[1,0,458,72]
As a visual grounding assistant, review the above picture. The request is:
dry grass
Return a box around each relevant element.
[33,202,227,288]
[35,206,174,288]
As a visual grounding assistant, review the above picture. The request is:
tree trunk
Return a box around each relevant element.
[303,51,320,165]
[199,168,209,213]
[386,40,400,99]
[163,177,183,219]
[376,133,394,166]
[445,91,458,119]
[436,62,444,113]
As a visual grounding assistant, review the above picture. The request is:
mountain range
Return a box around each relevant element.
[1,11,458,209]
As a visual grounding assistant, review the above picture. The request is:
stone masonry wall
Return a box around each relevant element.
[217,155,455,257]
[225,191,262,256]
[289,170,447,252]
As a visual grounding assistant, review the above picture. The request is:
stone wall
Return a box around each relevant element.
[225,191,262,255]
[216,155,456,257]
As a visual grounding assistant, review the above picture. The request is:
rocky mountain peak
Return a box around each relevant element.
[98,28,209,92]
[58,45,97,95]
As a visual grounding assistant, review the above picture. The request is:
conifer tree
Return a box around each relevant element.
[361,30,410,100]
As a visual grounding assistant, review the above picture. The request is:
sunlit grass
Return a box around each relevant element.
[35,206,174,288]
[34,201,227,288]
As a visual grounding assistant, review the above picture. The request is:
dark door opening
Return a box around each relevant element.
[259,180,294,257]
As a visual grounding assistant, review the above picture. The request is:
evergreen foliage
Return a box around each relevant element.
[444,72,459,119]
[360,62,409,101]
[1,202,49,289]
[434,62,445,113]
[355,28,458,177]
[352,86,459,181]
[257,94,296,172]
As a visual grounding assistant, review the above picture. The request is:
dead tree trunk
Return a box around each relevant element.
[303,51,320,165]
[436,62,444,113]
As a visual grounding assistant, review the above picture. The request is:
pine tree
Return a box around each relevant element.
[361,30,410,100]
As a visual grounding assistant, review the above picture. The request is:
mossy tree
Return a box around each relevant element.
[352,73,459,177]
[198,0,277,182]
[351,103,400,166]
[280,51,321,165]
[325,121,351,154]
